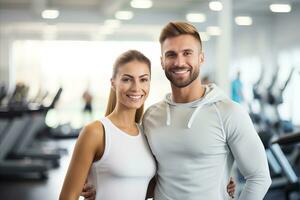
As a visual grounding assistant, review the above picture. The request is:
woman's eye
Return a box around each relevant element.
[141,78,149,82]
[122,78,130,82]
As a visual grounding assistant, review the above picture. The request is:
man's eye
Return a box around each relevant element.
[184,52,192,56]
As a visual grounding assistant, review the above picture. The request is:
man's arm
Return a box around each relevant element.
[224,103,271,200]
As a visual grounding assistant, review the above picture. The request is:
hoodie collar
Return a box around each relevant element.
[164,83,227,128]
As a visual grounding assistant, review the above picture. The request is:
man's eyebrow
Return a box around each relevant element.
[164,49,194,55]
[182,49,194,52]
[164,50,176,55]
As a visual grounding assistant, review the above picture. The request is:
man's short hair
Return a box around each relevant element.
[159,21,202,50]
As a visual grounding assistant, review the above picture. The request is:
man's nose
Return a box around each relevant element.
[174,55,185,67]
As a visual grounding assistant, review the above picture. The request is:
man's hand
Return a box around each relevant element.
[80,183,96,200]
[227,177,236,199]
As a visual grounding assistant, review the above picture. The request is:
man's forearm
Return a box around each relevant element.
[238,173,272,200]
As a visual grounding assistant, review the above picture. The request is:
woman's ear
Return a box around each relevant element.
[110,78,116,91]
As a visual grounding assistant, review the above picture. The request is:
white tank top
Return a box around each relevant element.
[87,117,156,200]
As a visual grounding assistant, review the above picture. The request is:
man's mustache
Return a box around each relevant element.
[169,66,191,71]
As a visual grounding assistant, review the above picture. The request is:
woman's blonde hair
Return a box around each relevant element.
[105,50,151,123]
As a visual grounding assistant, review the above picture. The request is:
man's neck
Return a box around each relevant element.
[171,79,206,103]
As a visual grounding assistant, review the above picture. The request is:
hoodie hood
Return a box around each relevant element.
[164,83,228,128]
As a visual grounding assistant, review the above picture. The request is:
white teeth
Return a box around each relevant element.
[173,69,188,74]
[128,95,142,99]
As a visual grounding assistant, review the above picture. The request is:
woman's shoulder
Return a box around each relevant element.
[80,120,104,139]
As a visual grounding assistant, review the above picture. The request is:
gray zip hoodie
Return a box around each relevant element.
[142,84,271,200]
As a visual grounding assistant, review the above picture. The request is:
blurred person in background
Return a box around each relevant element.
[82,88,93,123]
[231,71,244,103]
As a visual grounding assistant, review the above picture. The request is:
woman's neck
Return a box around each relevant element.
[108,106,137,128]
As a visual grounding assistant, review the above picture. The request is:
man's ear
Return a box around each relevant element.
[199,52,204,64]
[110,78,116,91]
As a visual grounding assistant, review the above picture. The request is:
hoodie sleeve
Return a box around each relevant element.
[221,102,271,200]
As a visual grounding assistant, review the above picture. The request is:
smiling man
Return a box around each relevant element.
[141,22,271,200]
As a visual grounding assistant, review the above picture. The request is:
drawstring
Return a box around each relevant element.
[187,105,203,128]
[166,104,171,126]
[164,85,213,129]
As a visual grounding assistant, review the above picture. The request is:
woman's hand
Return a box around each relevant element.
[81,183,96,200]
[227,177,236,198]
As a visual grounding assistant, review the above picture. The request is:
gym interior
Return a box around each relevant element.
[1,0,300,199]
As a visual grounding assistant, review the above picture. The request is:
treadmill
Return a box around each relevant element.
[7,106,61,168]
[0,108,49,179]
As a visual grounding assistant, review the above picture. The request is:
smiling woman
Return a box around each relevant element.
[59,50,157,200]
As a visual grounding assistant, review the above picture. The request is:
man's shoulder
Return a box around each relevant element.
[215,98,246,116]
[144,100,165,117]
[142,101,166,135]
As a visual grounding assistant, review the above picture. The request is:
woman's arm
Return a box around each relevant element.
[59,122,104,200]
[227,177,236,199]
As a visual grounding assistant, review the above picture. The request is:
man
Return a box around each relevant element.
[82,22,271,200]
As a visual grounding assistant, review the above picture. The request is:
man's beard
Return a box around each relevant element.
[164,66,199,88]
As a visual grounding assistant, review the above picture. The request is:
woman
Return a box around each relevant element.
[59,50,235,200]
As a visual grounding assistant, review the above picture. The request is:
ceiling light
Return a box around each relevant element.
[130,0,153,9]
[115,11,134,20]
[270,4,291,13]
[206,26,221,36]
[235,16,253,26]
[200,32,210,41]
[209,1,223,11]
[186,13,206,23]
[41,9,59,19]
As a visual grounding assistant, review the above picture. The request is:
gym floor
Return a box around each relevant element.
[0,139,77,200]
[0,139,293,200]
